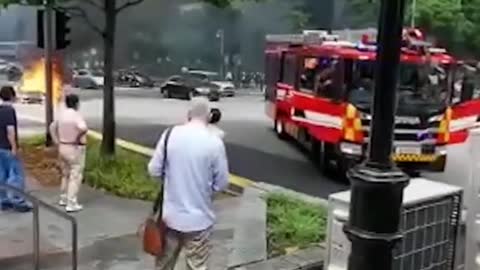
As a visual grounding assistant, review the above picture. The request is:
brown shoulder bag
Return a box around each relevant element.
[141,127,173,257]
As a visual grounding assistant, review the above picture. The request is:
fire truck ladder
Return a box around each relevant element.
[266,30,341,45]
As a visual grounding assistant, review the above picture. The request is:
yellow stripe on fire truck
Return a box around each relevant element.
[392,154,438,162]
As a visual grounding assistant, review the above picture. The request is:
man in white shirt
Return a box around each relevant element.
[148,97,229,270]
[50,94,88,212]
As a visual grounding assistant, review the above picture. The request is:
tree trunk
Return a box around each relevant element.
[101,0,117,156]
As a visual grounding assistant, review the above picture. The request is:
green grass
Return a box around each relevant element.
[266,193,327,257]
[22,135,159,201]
[21,135,47,147]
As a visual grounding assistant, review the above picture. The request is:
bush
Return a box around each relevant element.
[266,193,327,257]
[21,135,47,147]
[85,139,159,201]
[21,135,159,201]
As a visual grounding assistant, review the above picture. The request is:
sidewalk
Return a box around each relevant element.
[0,114,326,270]
[1,178,244,270]
[0,120,268,270]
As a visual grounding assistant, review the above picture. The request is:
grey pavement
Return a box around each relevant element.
[1,178,267,270]
[0,116,269,270]
[229,188,267,268]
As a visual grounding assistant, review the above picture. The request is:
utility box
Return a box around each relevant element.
[326,178,463,270]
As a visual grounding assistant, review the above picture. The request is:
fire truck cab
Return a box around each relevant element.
[265,29,480,180]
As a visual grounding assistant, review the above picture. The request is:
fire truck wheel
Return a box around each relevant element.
[312,140,328,173]
[274,118,287,139]
[337,157,355,183]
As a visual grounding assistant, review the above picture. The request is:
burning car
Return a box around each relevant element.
[16,58,63,104]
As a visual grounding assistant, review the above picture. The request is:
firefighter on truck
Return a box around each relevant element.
[264,29,480,182]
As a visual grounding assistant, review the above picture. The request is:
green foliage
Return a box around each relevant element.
[21,134,159,201]
[348,0,380,28]
[266,193,327,257]
[20,135,47,147]
[85,138,159,201]
[414,0,467,51]
[345,0,480,57]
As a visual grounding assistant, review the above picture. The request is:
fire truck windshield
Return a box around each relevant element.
[349,60,450,114]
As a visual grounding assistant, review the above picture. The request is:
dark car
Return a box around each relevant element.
[160,75,220,101]
[116,70,155,88]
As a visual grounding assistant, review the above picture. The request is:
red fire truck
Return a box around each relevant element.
[265,29,480,180]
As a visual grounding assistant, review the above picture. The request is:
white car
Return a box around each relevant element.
[188,70,236,97]
[0,59,8,71]
[72,69,104,89]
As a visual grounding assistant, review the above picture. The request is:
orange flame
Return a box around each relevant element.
[20,58,63,104]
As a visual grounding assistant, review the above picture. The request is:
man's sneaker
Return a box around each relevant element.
[66,203,83,213]
[58,196,68,206]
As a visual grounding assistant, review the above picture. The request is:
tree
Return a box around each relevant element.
[63,0,252,156]
[344,0,380,28]
[55,0,146,156]
[0,0,147,156]
[460,0,480,56]
[331,0,480,57]
[1,0,250,156]
[414,0,468,51]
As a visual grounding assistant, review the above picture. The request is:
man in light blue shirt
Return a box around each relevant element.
[148,97,229,270]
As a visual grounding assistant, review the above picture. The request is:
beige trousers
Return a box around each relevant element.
[59,145,86,204]
[155,227,211,270]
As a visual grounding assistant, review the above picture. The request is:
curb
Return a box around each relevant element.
[233,245,325,270]
[17,113,259,192]
[3,234,144,270]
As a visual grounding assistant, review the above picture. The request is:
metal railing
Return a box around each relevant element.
[0,183,78,270]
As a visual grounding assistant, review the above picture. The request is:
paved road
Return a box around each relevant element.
[15,88,475,199]
[17,89,348,198]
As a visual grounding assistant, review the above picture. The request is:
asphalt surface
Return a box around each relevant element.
[76,88,348,198]
[17,87,472,199]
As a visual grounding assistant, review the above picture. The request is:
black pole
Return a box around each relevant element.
[44,0,54,147]
[344,0,410,269]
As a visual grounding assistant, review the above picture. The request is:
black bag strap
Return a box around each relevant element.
[152,127,174,215]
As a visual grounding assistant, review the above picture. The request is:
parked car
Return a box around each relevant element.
[17,90,44,104]
[160,75,220,101]
[187,70,236,97]
[116,70,155,88]
[72,69,104,89]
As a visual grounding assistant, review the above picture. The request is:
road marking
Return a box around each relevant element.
[17,113,257,189]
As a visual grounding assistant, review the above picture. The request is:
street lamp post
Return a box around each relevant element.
[344,0,410,269]
[217,29,225,79]
[411,0,416,27]
[44,0,54,147]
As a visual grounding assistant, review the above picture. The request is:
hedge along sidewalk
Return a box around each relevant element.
[265,192,327,258]
[21,134,160,201]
